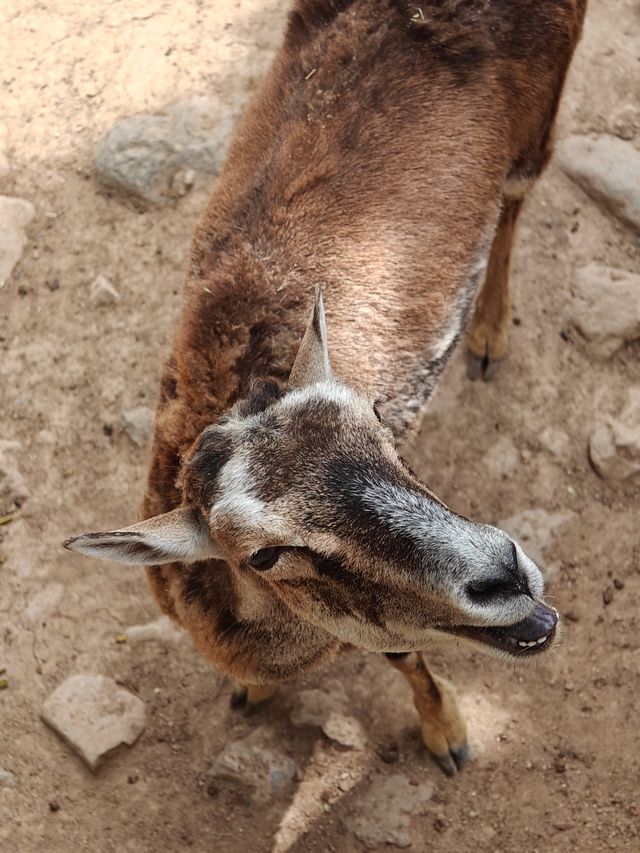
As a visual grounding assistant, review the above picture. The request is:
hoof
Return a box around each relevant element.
[432,741,470,777]
[466,351,502,382]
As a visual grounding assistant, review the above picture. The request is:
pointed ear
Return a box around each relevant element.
[289,286,332,388]
[63,507,223,566]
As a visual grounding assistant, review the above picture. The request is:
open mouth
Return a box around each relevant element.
[449,601,559,656]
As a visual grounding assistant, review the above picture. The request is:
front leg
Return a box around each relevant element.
[386,652,468,776]
[466,195,524,380]
[230,682,278,712]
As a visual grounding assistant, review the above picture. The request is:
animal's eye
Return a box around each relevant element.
[248,547,282,571]
[373,400,383,422]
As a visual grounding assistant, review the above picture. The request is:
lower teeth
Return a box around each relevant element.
[517,635,548,648]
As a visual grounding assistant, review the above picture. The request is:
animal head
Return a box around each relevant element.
[65,289,558,660]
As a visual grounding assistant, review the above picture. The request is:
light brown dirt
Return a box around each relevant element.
[1,1,639,851]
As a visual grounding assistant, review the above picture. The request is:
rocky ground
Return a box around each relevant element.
[1,1,639,851]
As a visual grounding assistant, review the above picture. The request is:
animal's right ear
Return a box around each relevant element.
[289,286,332,387]
[63,507,223,565]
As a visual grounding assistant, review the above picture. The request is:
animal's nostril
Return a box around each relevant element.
[466,577,517,603]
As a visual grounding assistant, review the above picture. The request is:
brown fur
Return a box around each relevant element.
[132,0,586,767]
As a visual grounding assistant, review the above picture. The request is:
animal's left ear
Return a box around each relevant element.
[63,506,223,565]
[289,286,332,387]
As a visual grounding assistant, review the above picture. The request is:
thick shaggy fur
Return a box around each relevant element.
[141,0,586,679]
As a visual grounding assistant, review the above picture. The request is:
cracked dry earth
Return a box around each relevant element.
[1,1,639,851]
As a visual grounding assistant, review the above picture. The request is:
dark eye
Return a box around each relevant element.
[248,547,282,571]
[373,400,383,422]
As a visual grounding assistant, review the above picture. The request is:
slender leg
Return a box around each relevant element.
[466,195,524,380]
[230,682,278,711]
[386,652,468,776]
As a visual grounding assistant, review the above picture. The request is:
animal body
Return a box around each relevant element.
[66,0,586,776]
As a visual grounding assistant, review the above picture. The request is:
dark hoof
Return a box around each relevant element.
[433,741,470,777]
[466,351,501,382]
[229,686,248,711]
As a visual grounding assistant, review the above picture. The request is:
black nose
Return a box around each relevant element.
[466,541,529,603]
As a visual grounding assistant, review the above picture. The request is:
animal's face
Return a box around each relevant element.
[65,290,558,659]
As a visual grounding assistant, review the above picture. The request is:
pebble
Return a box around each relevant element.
[0,195,35,288]
[95,97,238,204]
[567,264,640,357]
[41,674,146,771]
[0,767,16,786]
[498,508,575,566]
[556,134,640,233]
[482,435,520,479]
[204,726,299,803]
[290,683,366,748]
[345,773,433,848]
[602,587,614,606]
[539,427,570,458]
[121,406,154,447]
[321,712,366,750]
[589,387,640,481]
[89,273,120,306]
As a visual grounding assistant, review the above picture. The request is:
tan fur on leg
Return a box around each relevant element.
[467,196,524,379]
[387,652,468,776]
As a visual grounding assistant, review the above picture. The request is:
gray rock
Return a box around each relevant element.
[539,427,570,458]
[556,134,640,233]
[0,196,35,288]
[483,435,521,480]
[321,713,366,750]
[0,767,16,786]
[610,105,640,142]
[41,674,146,771]
[589,387,640,481]
[121,406,154,447]
[290,682,366,748]
[95,97,238,204]
[568,264,640,357]
[0,440,29,512]
[125,616,184,645]
[499,509,574,565]
[89,274,120,306]
[205,727,299,802]
[345,773,433,848]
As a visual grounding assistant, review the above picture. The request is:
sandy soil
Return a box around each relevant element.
[1,1,639,851]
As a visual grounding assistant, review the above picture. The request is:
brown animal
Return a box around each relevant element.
[65,0,586,776]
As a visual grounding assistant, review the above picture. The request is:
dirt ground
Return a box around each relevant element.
[1,1,639,851]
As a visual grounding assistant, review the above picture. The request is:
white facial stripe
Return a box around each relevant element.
[277,380,362,412]
[211,454,279,529]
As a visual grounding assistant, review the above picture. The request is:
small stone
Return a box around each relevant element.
[589,387,640,481]
[95,97,238,204]
[46,278,60,291]
[483,436,520,479]
[89,274,120,306]
[102,423,113,437]
[114,633,128,644]
[41,674,146,771]
[345,773,433,848]
[321,712,366,750]
[49,801,60,812]
[0,678,8,690]
[121,406,154,447]
[613,578,625,590]
[602,587,614,606]
[567,264,640,357]
[125,616,184,645]
[0,196,35,288]
[539,427,570,458]
[556,134,640,233]
[499,509,575,566]
[127,773,139,784]
[433,817,446,833]
[0,768,16,786]
[205,727,299,803]
[610,105,640,141]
